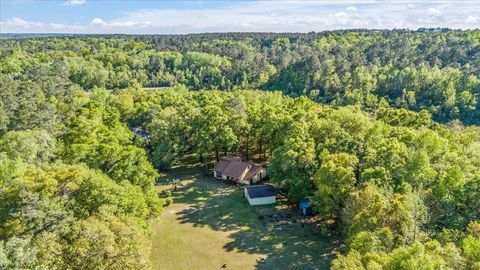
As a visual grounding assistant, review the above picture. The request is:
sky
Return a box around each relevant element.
[1,0,479,34]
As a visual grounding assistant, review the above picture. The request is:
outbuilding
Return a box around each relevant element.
[299,199,315,216]
[244,184,276,205]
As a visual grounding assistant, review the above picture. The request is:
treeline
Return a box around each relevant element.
[116,88,480,269]
[1,29,480,124]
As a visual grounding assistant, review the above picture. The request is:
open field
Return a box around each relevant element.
[150,161,337,270]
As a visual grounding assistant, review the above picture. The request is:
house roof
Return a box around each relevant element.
[223,160,250,179]
[213,156,263,180]
[213,157,235,173]
[243,164,263,180]
[245,184,276,198]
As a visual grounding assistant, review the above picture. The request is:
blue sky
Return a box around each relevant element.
[1,1,479,34]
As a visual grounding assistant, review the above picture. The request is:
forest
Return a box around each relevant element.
[2,29,480,124]
[0,30,479,269]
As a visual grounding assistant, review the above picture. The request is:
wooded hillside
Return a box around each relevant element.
[1,29,480,124]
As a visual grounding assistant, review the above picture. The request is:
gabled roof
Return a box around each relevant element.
[223,160,250,179]
[213,156,263,180]
[243,164,263,180]
[245,184,276,198]
[213,157,238,173]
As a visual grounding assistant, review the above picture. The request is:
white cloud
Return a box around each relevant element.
[11,17,29,26]
[465,15,479,24]
[49,23,67,29]
[426,7,442,17]
[0,17,43,28]
[49,23,86,30]
[64,0,86,6]
[90,17,150,28]
[101,2,480,33]
[91,18,106,25]
[110,21,152,27]
[2,1,480,34]
[334,11,348,18]
[346,6,358,12]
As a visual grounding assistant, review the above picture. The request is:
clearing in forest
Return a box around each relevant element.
[150,160,337,270]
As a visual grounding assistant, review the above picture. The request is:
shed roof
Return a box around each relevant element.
[245,184,276,198]
[299,199,312,209]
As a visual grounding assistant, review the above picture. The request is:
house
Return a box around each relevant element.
[299,199,315,216]
[244,184,276,205]
[213,156,266,185]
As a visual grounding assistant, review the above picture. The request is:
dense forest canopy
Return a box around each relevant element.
[1,29,480,269]
[1,29,480,124]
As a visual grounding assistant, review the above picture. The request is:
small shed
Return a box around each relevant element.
[299,199,314,216]
[244,185,276,205]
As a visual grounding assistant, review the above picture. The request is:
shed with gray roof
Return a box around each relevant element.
[244,184,276,205]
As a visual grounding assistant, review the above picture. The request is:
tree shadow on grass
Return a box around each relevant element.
[225,229,337,270]
[170,165,339,270]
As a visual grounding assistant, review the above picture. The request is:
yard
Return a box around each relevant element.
[150,160,338,270]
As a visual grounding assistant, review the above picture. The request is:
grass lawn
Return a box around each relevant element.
[150,160,337,270]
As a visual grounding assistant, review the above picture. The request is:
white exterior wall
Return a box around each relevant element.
[251,168,266,184]
[244,189,275,205]
[252,173,260,183]
[247,196,276,205]
[214,171,227,179]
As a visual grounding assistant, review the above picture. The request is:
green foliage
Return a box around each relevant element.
[349,229,394,254]
[269,119,316,201]
[2,30,480,268]
[0,129,56,165]
[0,86,161,267]
[0,237,45,269]
[376,108,432,129]
[343,184,428,249]
[61,88,159,190]
[3,30,480,124]
[332,240,464,270]
[66,207,152,270]
[151,142,179,171]
[463,235,480,268]
[463,221,480,269]
[313,152,358,223]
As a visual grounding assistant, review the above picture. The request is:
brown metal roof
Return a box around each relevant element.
[243,164,263,180]
[223,161,250,179]
[213,156,264,180]
[213,158,232,173]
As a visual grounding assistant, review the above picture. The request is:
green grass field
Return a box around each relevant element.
[150,161,337,270]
